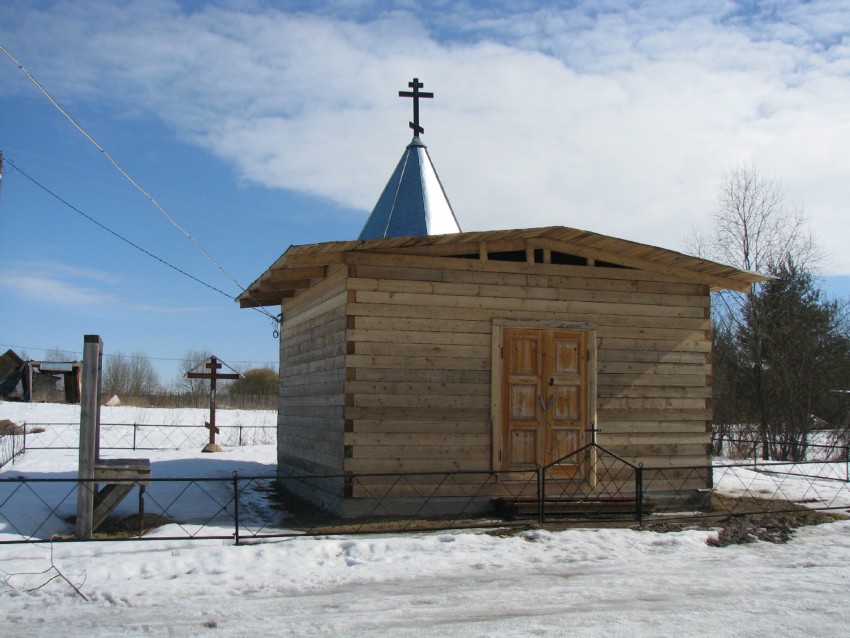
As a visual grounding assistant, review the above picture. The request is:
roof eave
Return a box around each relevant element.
[236,225,769,306]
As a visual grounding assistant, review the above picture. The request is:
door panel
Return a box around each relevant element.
[551,428,580,463]
[503,330,543,469]
[509,429,538,466]
[546,330,587,475]
[502,328,588,476]
[553,338,579,375]
[509,384,537,420]
[509,336,539,375]
[552,385,580,421]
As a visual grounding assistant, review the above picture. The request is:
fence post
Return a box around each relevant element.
[635,464,644,525]
[239,425,243,447]
[233,472,240,545]
[133,423,138,451]
[23,422,27,454]
[538,466,545,524]
[138,484,146,536]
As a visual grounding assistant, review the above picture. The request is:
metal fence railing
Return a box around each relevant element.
[712,433,850,463]
[2,444,849,545]
[17,422,276,451]
[0,433,25,469]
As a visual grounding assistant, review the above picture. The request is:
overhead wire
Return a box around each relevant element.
[0,42,281,325]
[0,44,244,287]
[4,158,237,302]
[3,147,296,232]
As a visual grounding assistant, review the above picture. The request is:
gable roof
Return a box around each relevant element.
[238,226,769,308]
[358,137,461,239]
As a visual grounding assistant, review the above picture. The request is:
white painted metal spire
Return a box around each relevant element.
[358,78,461,240]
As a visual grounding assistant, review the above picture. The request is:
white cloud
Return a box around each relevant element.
[0,272,118,306]
[3,0,850,271]
[14,260,121,285]
[0,259,220,312]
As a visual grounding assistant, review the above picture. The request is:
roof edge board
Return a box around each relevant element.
[526,236,765,291]
[237,226,769,302]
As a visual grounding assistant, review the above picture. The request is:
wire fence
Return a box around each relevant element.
[14,422,276,452]
[0,432,25,469]
[95,394,278,410]
[1,443,849,545]
[713,433,850,463]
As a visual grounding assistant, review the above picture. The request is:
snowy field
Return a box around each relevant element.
[2,402,850,637]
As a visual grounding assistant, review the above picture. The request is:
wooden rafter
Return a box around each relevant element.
[237,226,769,307]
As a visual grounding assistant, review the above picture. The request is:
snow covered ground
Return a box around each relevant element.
[2,402,850,637]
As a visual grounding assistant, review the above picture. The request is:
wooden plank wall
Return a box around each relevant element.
[341,251,712,496]
[278,263,349,507]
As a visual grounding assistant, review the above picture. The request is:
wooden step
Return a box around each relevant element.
[91,458,151,532]
[94,458,151,484]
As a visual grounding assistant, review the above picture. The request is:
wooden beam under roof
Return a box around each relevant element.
[526,236,756,293]
[269,265,327,281]
[237,225,769,307]
[258,278,311,292]
[238,288,296,308]
[280,251,346,267]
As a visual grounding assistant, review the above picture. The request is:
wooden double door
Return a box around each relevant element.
[501,328,589,476]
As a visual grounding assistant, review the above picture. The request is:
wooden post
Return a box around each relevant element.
[24,361,32,403]
[187,356,240,453]
[76,335,103,540]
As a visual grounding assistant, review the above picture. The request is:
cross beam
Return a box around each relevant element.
[399,77,433,137]
[187,356,240,449]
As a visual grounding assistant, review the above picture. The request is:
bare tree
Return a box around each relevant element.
[693,163,818,274]
[174,349,212,406]
[102,352,161,396]
[688,164,831,459]
[687,163,819,328]
[42,348,76,362]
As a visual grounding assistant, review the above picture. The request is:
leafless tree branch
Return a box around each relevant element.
[1,543,90,601]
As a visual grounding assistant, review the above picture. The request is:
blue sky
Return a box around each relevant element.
[2,0,850,383]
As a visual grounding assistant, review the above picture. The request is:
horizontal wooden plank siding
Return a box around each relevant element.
[277,265,348,508]
[273,249,715,511]
[342,252,713,484]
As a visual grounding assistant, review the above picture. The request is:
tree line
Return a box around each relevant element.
[101,349,278,405]
[25,347,278,407]
[691,165,850,461]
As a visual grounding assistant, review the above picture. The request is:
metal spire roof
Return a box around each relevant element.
[358,78,461,240]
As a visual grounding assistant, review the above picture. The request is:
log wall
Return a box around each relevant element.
[277,250,713,510]
[341,252,712,497]
[277,263,348,509]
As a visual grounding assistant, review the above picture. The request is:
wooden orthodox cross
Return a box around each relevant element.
[187,356,240,452]
[399,77,433,137]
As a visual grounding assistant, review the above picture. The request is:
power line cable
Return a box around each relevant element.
[5,159,280,325]
[0,42,278,323]
[4,158,236,302]
[0,43,280,325]
[3,147,289,228]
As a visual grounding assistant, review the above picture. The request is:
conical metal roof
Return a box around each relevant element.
[359,137,461,240]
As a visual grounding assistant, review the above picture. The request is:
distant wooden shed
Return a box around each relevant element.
[238,225,767,515]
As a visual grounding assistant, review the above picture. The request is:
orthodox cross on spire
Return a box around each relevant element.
[399,77,433,137]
